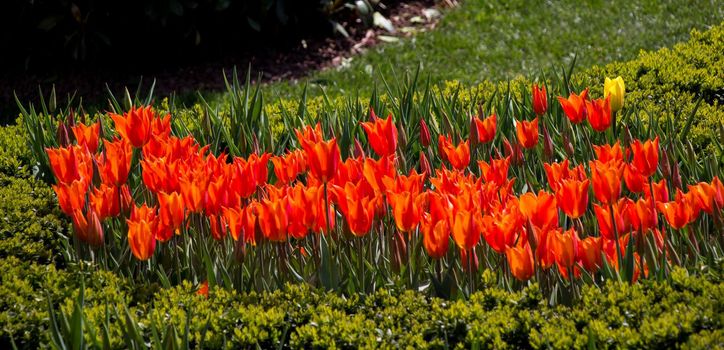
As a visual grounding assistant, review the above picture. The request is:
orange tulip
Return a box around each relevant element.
[271,150,306,185]
[551,228,578,271]
[157,191,185,237]
[585,96,612,132]
[532,84,548,116]
[127,204,158,260]
[295,123,324,150]
[421,192,452,259]
[52,179,88,216]
[71,208,104,247]
[557,88,589,124]
[594,199,632,240]
[590,160,623,205]
[623,164,647,193]
[46,145,94,185]
[361,111,398,157]
[555,179,589,219]
[451,208,481,251]
[481,201,523,253]
[304,139,341,184]
[478,156,510,186]
[89,184,120,220]
[657,190,694,229]
[151,112,172,138]
[71,121,100,152]
[644,179,669,203]
[438,135,470,170]
[688,182,717,214]
[515,117,539,149]
[519,190,558,231]
[223,205,257,243]
[544,159,586,192]
[506,243,535,281]
[630,198,657,233]
[109,106,156,148]
[630,137,659,178]
[257,198,289,242]
[472,113,497,144]
[593,142,624,164]
[333,182,378,237]
[98,137,133,187]
[387,191,424,233]
[576,236,602,272]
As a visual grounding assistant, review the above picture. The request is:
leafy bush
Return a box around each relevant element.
[2,264,721,349]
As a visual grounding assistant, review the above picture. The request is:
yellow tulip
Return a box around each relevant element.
[604,76,625,112]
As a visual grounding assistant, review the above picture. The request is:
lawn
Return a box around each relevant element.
[249,0,724,101]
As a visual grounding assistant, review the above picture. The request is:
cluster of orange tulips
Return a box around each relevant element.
[45,80,723,288]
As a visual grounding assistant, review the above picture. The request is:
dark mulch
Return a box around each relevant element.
[1,0,443,123]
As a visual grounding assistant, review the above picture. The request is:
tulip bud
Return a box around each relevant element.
[502,137,515,161]
[686,140,697,167]
[398,121,408,152]
[604,76,625,113]
[660,147,672,180]
[67,108,76,128]
[86,209,104,247]
[469,115,478,152]
[542,125,554,161]
[419,151,432,176]
[56,119,70,147]
[672,159,683,190]
[563,128,575,158]
[120,185,133,217]
[419,118,431,148]
[526,220,538,252]
[354,138,366,159]
[252,134,261,155]
[234,235,247,263]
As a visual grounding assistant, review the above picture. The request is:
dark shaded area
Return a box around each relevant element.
[2,0,432,122]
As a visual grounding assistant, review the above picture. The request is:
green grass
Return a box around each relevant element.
[238,0,724,101]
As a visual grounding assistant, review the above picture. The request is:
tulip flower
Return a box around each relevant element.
[593,142,624,164]
[551,228,578,273]
[110,106,157,148]
[519,190,558,231]
[98,138,133,187]
[473,113,497,144]
[295,123,324,150]
[421,192,452,259]
[304,139,341,184]
[688,182,717,214]
[89,184,120,220]
[515,117,539,149]
[361,111,398,157]
[71,121,100,152]
[657,190,694,229]
[630,137,660,178]
[362,154,396,193]
[478,156,510,187]
[623,164,647,193]
[585,97,612,132]
[271,150,306,185]
[644,179,669,203]
[557,88,589,124]
[604,76,625,112]
[532,84,548,116]
[451,208,481,251]
[506,243,535,281]
[71,208,104,247]
[577,236,602,272]
[333,182,378,237]
[127,204,158,260]
[387,191,425,233]
[52,179,89,216]
[438,135,471,170]
[594,200,632,240]
[590,160,624,205]
[419,118,432,148]
[46,145,94,185]
[257,198,289,242]
[544,159,586,192]
[630,198,657,233]
[555,179,589,219]
[157,191,185,237]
